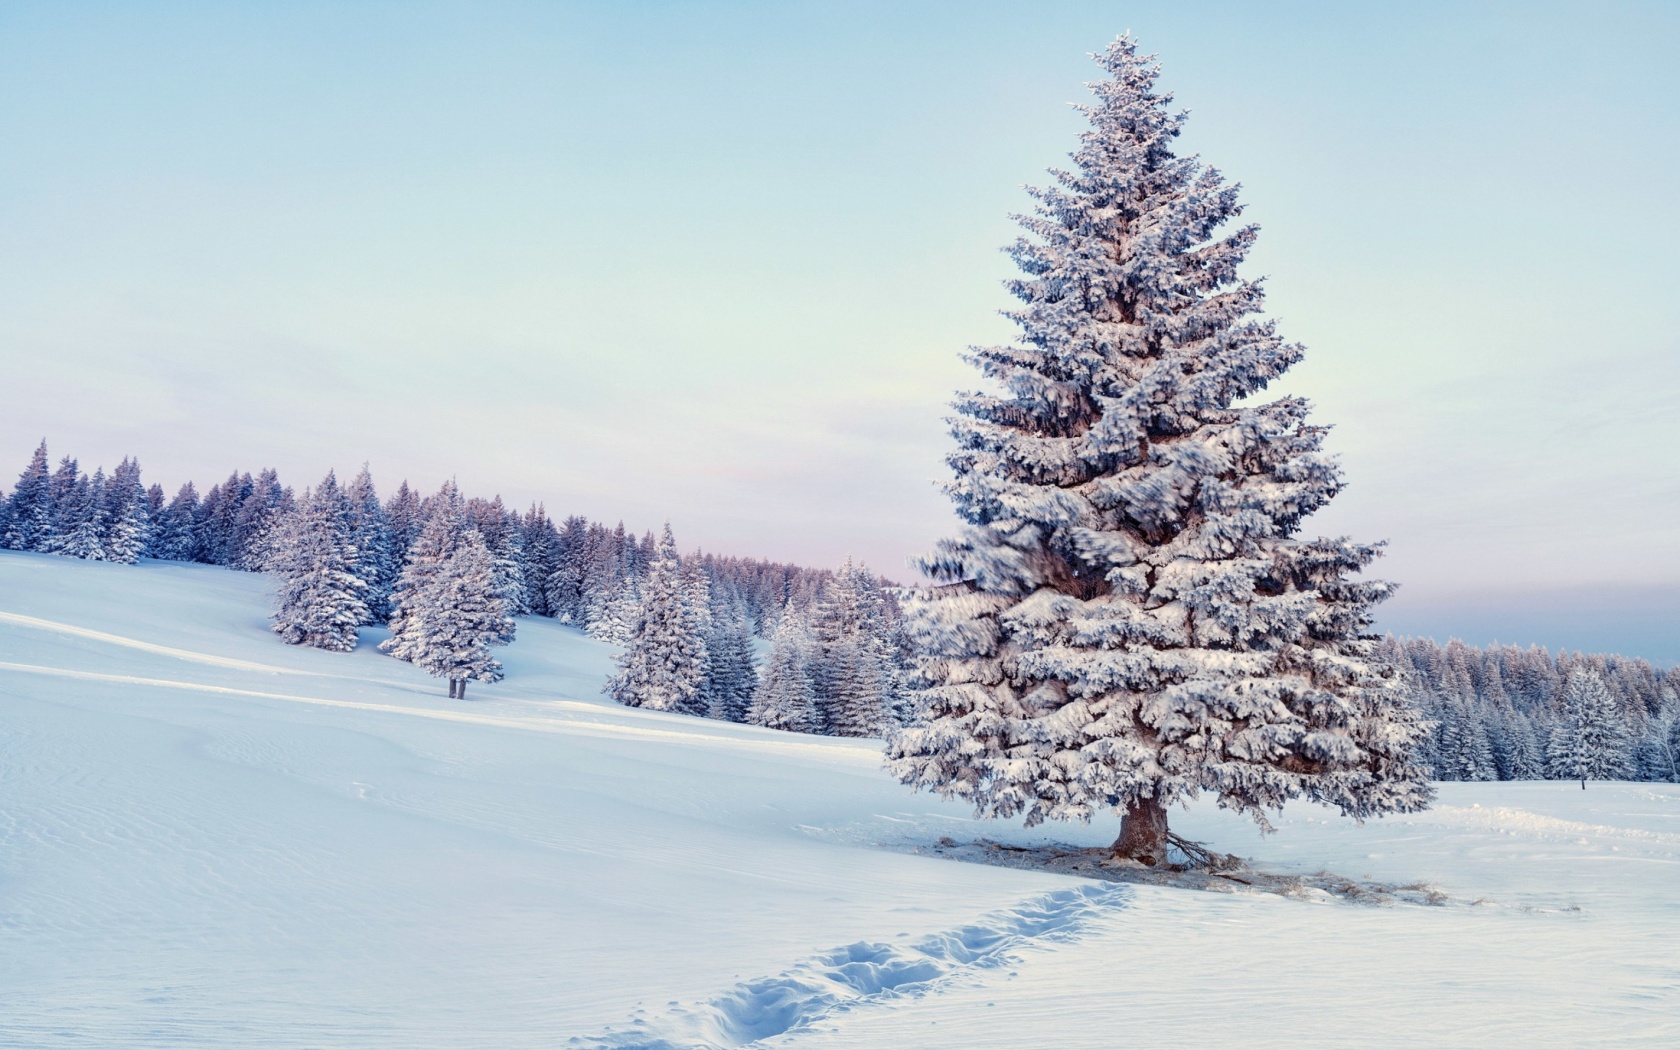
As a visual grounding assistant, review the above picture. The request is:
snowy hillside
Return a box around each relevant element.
[2,550,1677,1047]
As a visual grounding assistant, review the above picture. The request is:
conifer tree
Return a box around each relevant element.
[59,469,109,561]
[415,530,512,698]
[3,440,52,550]
[151,483,200,561]
[1547,668,1632,787]
[345,466,397,623]
[382,484,464,666]
[748,608,818,733]
[102,458,152,565]
[607,524,708,714]
[269,472,368,652]
[703,599,760,722]
[810,560,896,737]
[885,38,1432,864]
[42,456,82,552]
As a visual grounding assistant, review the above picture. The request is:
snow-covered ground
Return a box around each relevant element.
[2,550,1676,1048]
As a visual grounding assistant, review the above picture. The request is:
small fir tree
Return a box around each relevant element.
[703,599,760,723]
[269,472,369,652]
[382,484,465,667]
[748,608,819,733]
[1547,668,1632,787]
[885,38,1432,864]
[607,524,708,715]
[3,440,52,551]
[414,530,513,698]
[345,466,397,623]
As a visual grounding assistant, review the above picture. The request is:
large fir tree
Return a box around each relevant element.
[886,37,1432,864]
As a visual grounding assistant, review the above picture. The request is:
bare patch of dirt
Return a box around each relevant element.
[911,836,1459,907]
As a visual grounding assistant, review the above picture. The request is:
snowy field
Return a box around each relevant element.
[2,550,1677,1048]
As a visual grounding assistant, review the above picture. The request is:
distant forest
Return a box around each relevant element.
[1,439,1674,780]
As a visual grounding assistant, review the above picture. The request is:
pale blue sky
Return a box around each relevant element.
[2,2,1676,659]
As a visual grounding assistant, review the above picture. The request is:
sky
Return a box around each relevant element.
[1,1,1676,662]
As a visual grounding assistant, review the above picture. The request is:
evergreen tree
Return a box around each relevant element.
[384,480,425,568]
[588,576,641,645]
[1633,689,1678,782]
[345,465,397,623]
[42,455,82,552]
[102,458,152,565]
[885,38,1432,864]
[414,530,513,698]
[151,482,200,561]
[1503,710,1546,780]
[1547,668,1632,787]
[546,515,591,624]
[59,469,109,561]
[809,560,895,737]
[702,599,759,723]
[607,524,708,715]
[748,608,818,733]
[3,440,52,550]
[269,472,369,652]
[382,484,465,667]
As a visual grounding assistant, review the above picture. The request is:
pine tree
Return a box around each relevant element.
[59,469,109,561]
[809,560,895,737]
[885,38,1432,864]
[607,524,708,715]
[1547,668,1632,787]
[702,599,760,722]
[588,577,641,645]
[102,458,152,565]
[3,440,52,550]
[41,455,82,553]
[748,608,818,733]
[384,480,425,569]
[414,530,513,698]
[150,482,200,561]
[345,465,397,623]
[269,472,369,652]
[382,484,465,666]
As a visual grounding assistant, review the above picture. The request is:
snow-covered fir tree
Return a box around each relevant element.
[885,38,1433,864]
[607,524,708,715]
[345,466,396,623]
[102,458,152,565]
[702,599,759,722]
[269,472,369,652]
[588,577,641,645]
[3,440,52,551]
[809,559,897,737]
[150,482,199,561]
[414,530,513,698]
[1548,668,1633,787]
[748,607,818,733]
[381,484,465,666]
[58,469,109,561]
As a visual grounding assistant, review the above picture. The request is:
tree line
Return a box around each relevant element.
[1382,635,1679,783]
[0,439,909,728]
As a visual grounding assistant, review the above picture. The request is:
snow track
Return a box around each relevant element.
[582,884,1130,1049]
[0,610,326,675]
[0,660,873,759]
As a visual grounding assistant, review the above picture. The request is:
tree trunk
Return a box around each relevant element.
[1112,797,1169,866]
[458,680,468,700]
[448,679,458,699]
